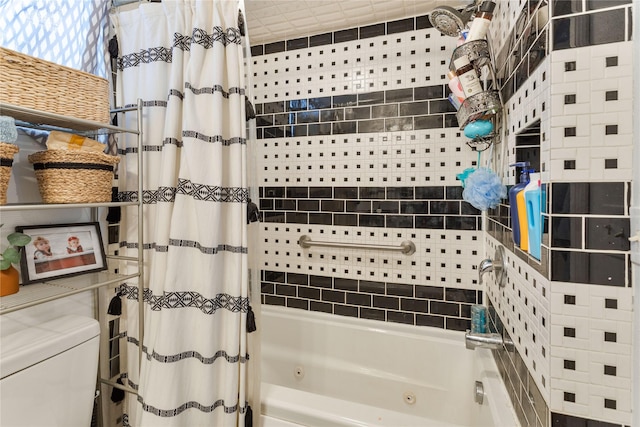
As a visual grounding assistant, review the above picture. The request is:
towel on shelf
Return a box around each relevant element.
[0,116,17,142]
[46,130,105,152]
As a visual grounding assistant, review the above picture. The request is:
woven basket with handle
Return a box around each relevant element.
[0,142,19,205]
[28,150,119,204]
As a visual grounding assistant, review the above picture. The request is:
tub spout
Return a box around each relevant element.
[465,330,505,350]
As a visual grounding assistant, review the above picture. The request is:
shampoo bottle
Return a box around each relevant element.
[447,70,466,105]
[508,163,530,246]
[457,29,470,46]
[453,56,483,98]
[448,93,462,110]
[516,174,531,252]
[466,1,496,42]
[524,173,543,260]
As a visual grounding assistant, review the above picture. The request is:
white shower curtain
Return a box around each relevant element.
[112,1,250,425]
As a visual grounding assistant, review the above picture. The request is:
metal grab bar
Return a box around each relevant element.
[298,235,416,255]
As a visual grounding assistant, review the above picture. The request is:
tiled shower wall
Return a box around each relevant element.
[485,1,634,427]
[252,17,485,330]
[251,0,635,426]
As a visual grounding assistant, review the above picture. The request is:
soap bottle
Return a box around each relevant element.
[453,56,484,98]
[516,171,533,252]
[524,173,543,260]
[447,70,466,105]
[457,29,470,46]
[471,304,487,333]
[508,163,530,246]
[466,1,496,42]
[448,93,462,110]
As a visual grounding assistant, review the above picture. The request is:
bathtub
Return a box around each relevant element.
[260,306,520,427]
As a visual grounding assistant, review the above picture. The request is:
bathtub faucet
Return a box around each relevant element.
[478,258,494,285]
[477,245,506,287]
[465,330,505,350]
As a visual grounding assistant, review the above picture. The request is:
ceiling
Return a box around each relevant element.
[244,0,469,45]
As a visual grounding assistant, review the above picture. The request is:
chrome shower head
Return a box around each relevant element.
[429,6,466,37]
[429,1,479,37]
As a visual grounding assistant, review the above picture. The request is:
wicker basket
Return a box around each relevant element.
[28,150,119,204]
[0,142,19,205]
[0,48,110,125]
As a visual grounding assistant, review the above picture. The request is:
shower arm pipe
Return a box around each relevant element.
[299,235,416,255]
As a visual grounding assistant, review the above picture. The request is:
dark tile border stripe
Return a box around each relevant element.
[261,270,481,332]
[250,14,434,57]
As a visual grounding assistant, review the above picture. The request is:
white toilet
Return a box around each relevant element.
[0,315,100,426]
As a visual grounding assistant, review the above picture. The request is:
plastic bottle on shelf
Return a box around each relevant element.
[516,173,531,252]
[448,93,462,110]
[524,173,543,260]
[453,55,483,98]
[471,304,487,333]
[447,70,466,105]
[466,0,496,42]
[456,29,469,46]
[508,163,530,247]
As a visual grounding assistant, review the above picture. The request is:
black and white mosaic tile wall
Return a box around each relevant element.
[484,1,634,426]
[251,0,635,426]
[252,19,484,330]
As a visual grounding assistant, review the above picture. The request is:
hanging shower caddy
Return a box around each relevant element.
[449,39,502,151]
[431,0,504,152]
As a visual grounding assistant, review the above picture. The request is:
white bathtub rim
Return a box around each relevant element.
[261,304,467,345]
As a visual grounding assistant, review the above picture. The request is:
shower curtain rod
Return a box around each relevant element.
[299,235,416,256]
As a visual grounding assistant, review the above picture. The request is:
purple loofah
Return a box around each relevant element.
[462,167,507,211]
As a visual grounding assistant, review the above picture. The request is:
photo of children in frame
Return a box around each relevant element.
[66,236,84,254]
[17,222,107,284]
[32,236,53,260]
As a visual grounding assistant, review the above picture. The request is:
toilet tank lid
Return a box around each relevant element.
[0,315,100,379]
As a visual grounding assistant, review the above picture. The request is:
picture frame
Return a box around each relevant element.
[16,222,107,285]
